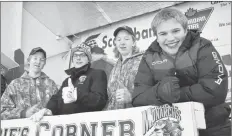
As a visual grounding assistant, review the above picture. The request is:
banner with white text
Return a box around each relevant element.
[1,102,205,136]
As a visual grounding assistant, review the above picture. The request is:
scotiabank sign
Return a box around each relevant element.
[83,26,156,51]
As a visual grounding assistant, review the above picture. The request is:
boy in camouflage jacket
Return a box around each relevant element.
[1,47,58,120]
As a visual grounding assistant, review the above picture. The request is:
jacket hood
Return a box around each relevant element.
[21,71,49,79]
[147,30,201,53]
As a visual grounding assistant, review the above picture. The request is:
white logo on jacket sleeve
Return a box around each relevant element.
[152,59,168,65]
[212,52,224,85]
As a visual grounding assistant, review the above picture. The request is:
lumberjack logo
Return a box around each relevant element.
[142,105,183,136]
[185,7,214,31]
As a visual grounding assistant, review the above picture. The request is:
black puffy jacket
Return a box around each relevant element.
[132,31,230,131]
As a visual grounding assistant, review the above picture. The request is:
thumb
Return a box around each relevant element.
[73,88,77,100]
[68,78,74,88]
[117,80,126,89]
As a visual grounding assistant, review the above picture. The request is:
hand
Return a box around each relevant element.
[25,104,41,118]
[156,76,180,103]
[62,78,77,104]
[115,81,132,104]
[29,108,52,122]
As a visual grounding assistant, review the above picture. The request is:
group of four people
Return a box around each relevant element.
[1,8,230,136]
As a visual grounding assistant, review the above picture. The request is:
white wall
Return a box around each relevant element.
[1,2,23,69]
[42,52,70,86]
[21,8,70,58]
[21,7,72,85]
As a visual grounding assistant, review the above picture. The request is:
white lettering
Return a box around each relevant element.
[188,16,206,24]
[188,23,199,29]
[152,59,167,65]
[212,52,224,85]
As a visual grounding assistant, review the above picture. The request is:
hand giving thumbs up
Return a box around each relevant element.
[62,78,77,104]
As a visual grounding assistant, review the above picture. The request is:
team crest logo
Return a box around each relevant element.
[78,75,87,84]
[185,7,214,32]
[142,104,183,136]
[149,119,184,136]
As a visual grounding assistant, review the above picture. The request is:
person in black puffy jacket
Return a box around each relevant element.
[132,8,231,136]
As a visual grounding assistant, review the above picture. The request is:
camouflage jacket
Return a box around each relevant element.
[1,71,58,120]
[104,52,143,110]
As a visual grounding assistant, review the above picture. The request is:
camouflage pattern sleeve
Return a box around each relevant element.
[1,80,25,120]
[51,80,59,95]
[42,79,59,107]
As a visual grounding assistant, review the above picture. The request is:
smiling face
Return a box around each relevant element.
[114,30,135,57]
[28,52,46,73]
[72,51,89,68]
[156,19,187,56]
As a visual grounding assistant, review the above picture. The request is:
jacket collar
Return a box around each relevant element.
[65,63,90,79]
[146,30,200,53]
[21,71,48,79]
[119,52,144,63]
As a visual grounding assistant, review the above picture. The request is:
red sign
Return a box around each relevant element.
[185,7,214,32]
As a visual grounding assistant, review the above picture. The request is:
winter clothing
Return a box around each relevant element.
[113,26,135,37]
[29,47,47,58]
[46,64,108,115]
[132,31,230,136]
[104,52,143,110]
[156,76,180,104]
[1,71,58,120]
[72,43,92,62]
[1,75,7,96]
[91,59,114,80]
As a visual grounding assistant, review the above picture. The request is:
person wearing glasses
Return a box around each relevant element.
[1,47,58,120]
[30,43,108,121]
[132,8,230,136]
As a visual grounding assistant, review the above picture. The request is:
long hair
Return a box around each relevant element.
[113,35,140,58]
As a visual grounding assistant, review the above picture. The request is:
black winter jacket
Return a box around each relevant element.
[132,31,230,130]
[47,64,108,115]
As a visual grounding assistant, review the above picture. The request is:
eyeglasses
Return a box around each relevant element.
[73,53,87,58]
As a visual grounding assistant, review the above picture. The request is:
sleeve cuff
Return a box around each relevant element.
[20,108,28,118]
[179,86,190,102]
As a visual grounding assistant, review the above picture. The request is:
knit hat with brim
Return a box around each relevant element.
[71,43,92,62]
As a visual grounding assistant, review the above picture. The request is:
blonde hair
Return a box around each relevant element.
[113,35,140,58]
[151,8,188,36]
[24,55,46,72]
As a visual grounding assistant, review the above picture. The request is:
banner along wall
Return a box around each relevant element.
[1,102,205,136]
